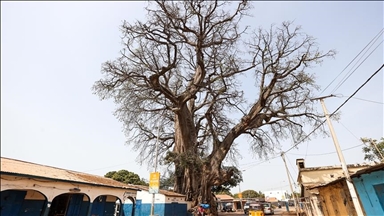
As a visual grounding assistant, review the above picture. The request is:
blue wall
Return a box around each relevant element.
[1,190,46,216]
[66,194,89,216]
[90,195,117,216]
[123,202,188,216]
[352,170,384,216]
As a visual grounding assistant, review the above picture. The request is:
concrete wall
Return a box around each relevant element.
[353,170,384,216]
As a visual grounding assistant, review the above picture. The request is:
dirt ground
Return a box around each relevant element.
[218,208,297,215]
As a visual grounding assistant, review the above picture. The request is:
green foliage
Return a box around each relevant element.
[212,166,243,194]
[233,190,264,198]
[361,137,384,162]
[159,171,175,190]
[288,191,301,199]
[105,170,148,186]
[215,190,233,196]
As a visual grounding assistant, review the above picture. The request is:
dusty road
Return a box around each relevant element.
[218,207,289,215]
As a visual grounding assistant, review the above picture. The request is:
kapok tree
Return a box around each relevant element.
[93,1,335,215]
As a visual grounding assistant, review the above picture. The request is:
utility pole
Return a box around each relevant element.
[281,152,299,216]
[368,139,384,161]
[239,182,243,211]
[150,121,160,216]
[313,95,365,216]
[239,169,246,211]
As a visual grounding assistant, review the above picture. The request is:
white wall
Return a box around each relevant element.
[127,190,187,204]
[137,191,165,203]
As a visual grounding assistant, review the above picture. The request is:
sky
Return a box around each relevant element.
[1,1,383,196]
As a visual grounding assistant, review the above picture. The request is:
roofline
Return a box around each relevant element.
[307,177,345,189]
[0,171,141,191]
[351,162,384,177]
[1,157,91,174]
[299,164,371,172]
[307,163,384,189]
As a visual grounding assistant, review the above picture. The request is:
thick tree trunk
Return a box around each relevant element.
[173,104,199,193]
[171,104,218,215]
[172,105,246,216]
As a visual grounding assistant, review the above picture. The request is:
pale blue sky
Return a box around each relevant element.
[1,1,383,195]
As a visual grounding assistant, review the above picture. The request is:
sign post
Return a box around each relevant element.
[149,172,160,194]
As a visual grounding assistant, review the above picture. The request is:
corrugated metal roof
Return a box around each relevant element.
[309,162,384,189]
[1,157,139,190]
[351,162,384,177]
[299,163,372,172]
[297,163,375,191]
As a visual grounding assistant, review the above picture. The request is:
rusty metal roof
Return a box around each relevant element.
[1,157,139,191]
[297,163,376,191]
[351,162,384,177]
[299,163,372,172]
[308,162,384,189]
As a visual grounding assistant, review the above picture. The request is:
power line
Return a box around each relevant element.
[286,154,298,178]
[331,39,383,94]
[304,140,309,161]
[241,155,280,170]
[287,143,364,157]
[82,161,136,172]
[87,65,384,175]
[283,64,384,154]
[339,96,383,104]
[319,28,384,95]
[331,64,384,116]
[338,121,362,141]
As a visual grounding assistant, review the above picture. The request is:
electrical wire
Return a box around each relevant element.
[319,28,384,95]
[330,64,384,116]
[240,63,383,176]
[283,64,384,154]
[304,142,309,161]
[82,65,384,176]
[338,121,361,141]
[82,63,384,175]
[82,161,137,172]
[287,143,364,156]
[331,39,383,94]
[342,96,383,104]
[241,155,280,171]
[286,155,298,178]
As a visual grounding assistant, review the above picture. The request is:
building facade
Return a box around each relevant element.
[1,157,140,216]
[352,163,384,216]
[296,158,383,216]
[0,157,192,216]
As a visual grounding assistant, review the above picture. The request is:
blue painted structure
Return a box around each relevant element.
[50,193,90,216]
[90,195,116,216]
[1,190,46,216]
[122,201,188,216]
[0,190,124,216]
[352,163,384,216]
